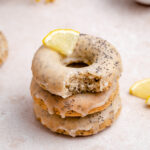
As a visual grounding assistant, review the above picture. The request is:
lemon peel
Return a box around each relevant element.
[129,78,150,99]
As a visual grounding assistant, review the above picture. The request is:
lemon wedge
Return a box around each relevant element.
[145,96,150,105]
[36,0,54,2]
[42,29,80,56]
[129,78,150,99]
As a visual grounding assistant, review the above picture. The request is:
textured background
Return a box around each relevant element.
[0,0,150,149]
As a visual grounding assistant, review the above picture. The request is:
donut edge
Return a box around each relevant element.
[0,50,8,65]
[0,32,8,65]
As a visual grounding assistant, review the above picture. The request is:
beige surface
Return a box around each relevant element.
[0,0,150,150]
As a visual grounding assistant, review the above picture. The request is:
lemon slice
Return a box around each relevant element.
[42,29,80,56]
[36,0,54,2]
[145,96,150,105]
[129,78,150,99]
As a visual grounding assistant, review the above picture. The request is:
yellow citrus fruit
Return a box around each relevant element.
[42,29,80,56]
[145,96,150,105]
[129,78,150,99]
[36,0,54,2]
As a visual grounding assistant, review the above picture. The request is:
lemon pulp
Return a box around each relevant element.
[42,29,80,56]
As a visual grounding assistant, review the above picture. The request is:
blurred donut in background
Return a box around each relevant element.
[135,0,150,5]
[0,32,8,65]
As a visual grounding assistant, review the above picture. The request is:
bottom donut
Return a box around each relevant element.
[34,95,121,137]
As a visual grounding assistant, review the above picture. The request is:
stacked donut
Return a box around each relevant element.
[31,34,122,137]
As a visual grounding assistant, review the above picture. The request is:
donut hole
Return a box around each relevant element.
[66,62,89,68]
[62,57,92,68]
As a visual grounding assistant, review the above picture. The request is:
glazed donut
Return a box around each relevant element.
[34,95,121,137]
[32,34,122,98]
[0,32,8,65]
[31,79,119,118]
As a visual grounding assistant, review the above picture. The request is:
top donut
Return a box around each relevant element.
[32,33,122,98]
